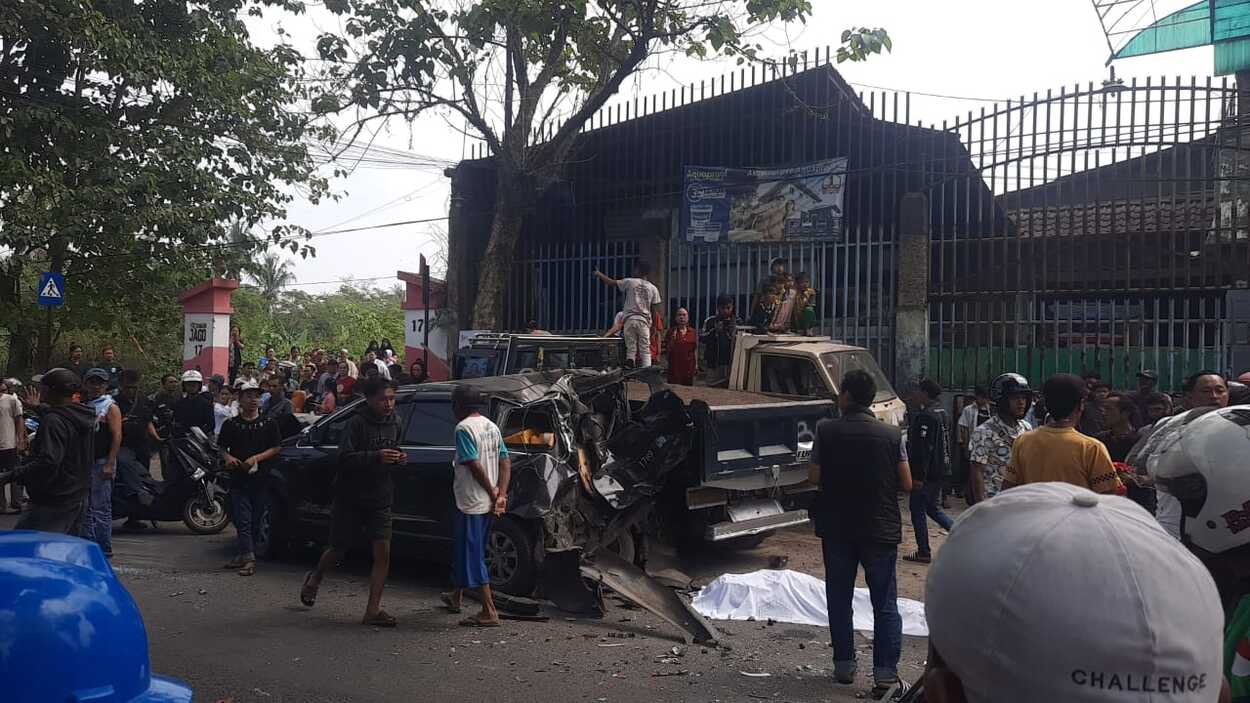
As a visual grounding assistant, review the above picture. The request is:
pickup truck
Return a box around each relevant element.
[723,333,906,427]
[629,382,835,547]
[454,333,624,379]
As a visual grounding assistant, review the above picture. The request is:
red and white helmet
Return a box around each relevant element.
[1153,405,1250,555]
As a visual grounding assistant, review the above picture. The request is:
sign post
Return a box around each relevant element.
[37,272,65,307]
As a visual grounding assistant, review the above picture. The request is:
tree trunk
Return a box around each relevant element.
[470,171,532,330]
[1,257,32,376]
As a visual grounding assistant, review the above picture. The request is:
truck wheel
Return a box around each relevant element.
[487,518,537,597]
[182,493,230,535]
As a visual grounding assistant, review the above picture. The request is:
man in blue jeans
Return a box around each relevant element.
[81,368,122,557]
[809,369,913,700]
[903,378,954,564]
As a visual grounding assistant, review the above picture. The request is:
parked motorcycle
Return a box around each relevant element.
[113,427,231,534]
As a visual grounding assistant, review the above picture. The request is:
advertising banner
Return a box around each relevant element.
[683,158,847,244]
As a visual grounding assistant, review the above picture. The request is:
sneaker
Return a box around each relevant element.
[869,679,907,701]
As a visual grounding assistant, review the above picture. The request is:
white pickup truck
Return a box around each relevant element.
[642,333,904,547]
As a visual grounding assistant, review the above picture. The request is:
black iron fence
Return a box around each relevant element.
[478,60,1249,390]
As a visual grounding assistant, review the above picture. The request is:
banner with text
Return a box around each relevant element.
[683,158,847,244]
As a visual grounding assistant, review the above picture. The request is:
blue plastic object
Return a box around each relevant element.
[0,530,193,703]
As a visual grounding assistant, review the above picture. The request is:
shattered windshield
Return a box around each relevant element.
[821,351,897,403]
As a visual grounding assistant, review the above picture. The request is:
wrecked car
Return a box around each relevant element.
[258,369,715,641]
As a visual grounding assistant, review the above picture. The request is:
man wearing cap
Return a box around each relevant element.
[80,368,122,557]
[218,379,281,576]
[3,369,96,533]
[809,369,912,699]
[922,482,1226,703]
[1127,369,1160,427]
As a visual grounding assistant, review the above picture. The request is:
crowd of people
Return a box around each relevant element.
[812,365,1250,700]
[593,256,816,386]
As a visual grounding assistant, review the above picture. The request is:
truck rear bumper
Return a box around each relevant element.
[705,503,810,541]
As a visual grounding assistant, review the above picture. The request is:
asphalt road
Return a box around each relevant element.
[0,514,928,703]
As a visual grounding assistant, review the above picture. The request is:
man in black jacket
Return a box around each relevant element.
[172,370,214,438]
[299,377,405,627]
[809,369,913,700]
[903,378,954,565]
[3,369,96,534]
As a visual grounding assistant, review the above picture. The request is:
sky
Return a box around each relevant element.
[267,0,1218,293]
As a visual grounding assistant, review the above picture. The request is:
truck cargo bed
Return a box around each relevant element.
[626,381,799,408]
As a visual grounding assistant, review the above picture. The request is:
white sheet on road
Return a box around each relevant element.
[690,569,928,637]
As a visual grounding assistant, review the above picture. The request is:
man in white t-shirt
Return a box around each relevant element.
[594,261,661,368]
[0,378,27,512]
[441,385,511,627]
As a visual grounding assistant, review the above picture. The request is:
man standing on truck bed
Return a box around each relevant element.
[593,261,661,368]
[809,369,913,701]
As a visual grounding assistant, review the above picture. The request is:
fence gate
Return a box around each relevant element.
[929,77,1248,392]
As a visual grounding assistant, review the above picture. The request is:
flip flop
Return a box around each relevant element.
[440,592,462,614]
[362,610,397,628]
[237,561,256,577]
[458,616,501,628]
[300,572,318,607]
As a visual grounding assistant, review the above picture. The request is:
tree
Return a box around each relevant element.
[0,0,332,372]
[250,252,296,300]
[309,1,888,329]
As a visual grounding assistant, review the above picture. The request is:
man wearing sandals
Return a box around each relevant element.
[219,380,282,577]
[441,385,511,628]
[300,377,405,626]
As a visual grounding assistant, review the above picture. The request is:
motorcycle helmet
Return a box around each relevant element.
[1228,381,1250,406]
[180,370,203,384]
[989,372,1033,410]
[0,531,193,702]
[1153,405,1250,556]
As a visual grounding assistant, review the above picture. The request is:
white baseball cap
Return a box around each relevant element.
[926,482,1223,703]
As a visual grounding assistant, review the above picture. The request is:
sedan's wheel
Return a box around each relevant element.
[485,518,536,596]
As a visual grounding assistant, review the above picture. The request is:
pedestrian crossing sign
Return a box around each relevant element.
[37,272,65,307]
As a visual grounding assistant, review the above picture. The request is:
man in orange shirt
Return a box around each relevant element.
[1003,373,1122,495]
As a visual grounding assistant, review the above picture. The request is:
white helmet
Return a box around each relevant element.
[181,370,203,384]
[1153,405,1250,555]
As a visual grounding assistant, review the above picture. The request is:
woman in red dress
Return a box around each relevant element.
[665,308,698,386]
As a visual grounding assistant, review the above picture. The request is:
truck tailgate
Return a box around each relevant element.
[688,397,833,484]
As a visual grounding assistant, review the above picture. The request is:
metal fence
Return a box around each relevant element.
[929,77,1247,391]
[485,62,1249,391]
[667,238,894,365]
[504,240,639,334]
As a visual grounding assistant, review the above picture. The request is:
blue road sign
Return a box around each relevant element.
[37,272,65,307]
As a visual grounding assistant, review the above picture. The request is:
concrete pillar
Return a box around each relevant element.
[894,193,930,386]
[398,269,451,381]
[178,278,239,378]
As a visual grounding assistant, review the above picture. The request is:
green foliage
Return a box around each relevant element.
[0,0,332,367]
[231,284,405,364]
[305,1,889,328]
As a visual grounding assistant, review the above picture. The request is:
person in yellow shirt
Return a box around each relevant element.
[1003,373,1123,495]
